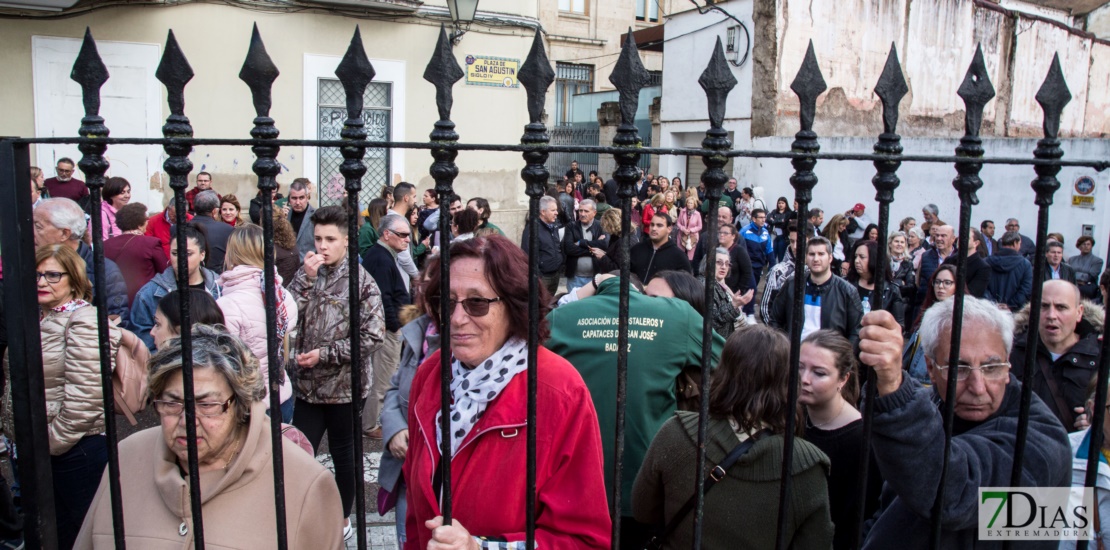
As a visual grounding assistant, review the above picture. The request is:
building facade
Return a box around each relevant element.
[656,0,1110,252]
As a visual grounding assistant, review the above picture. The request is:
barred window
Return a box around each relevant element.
[317,78,392,207]
[555,62,593,126]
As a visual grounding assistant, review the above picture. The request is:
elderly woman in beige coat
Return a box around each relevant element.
[28,244,118,550]
[75,325,343,549]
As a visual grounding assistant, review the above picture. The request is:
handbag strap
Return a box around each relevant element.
[1035,354,1075,428]
[647,428,770,549]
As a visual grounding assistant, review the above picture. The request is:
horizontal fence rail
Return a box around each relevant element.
[0,20,1106,550]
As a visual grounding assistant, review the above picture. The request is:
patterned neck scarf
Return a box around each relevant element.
[42,298,89,320]
[436,337,528,457]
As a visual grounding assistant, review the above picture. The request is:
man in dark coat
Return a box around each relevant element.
[190,190,234,274]
[562,199,608,294]
[985,231,1034,311]
[980,219,999,256]
[1043,240,1077,284]
[360,214,412,438]
[1006,218,1037,260]
[858,297,1070,549]
[1010,280,1099,429]
[629,212,692,283]
[917,224,955,306]
[941,228,990,298]
[521,195,565,296]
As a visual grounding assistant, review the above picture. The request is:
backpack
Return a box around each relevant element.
[66,307,150,426]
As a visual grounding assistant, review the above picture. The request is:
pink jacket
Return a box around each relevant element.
[217,265,299,405]
[676,208,703,242]
[97,202,119,242]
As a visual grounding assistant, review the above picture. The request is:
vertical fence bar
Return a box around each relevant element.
[778,41,826,550]
[517,29,555,549]
[855,43,908,549]
[1012,56,1072,512]
[237,23,290,550]
[692,38,736,548]
[70,29,127,549]
[1086,306,1110,550]
[931,45,994,549]
[0,139,58,550]
[606,30,649,548]
[333,27,376,550]
[424,24,465,523]
[158,25,204,547]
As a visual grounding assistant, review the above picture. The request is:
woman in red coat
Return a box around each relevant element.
[404,236,611,549]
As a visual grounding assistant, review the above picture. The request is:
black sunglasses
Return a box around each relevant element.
[441,296,502,318]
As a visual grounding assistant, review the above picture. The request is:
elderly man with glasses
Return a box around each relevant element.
[360,214,412,440]
[858,295,1070,549]
[42,158,88,203]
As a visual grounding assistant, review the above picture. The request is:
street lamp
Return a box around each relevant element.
[447,0,479,44]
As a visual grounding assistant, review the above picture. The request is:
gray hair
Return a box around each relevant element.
[907,226,925,241]
[702,246,731,275]
[38,198,87,240]
[539,195,557,211]
[579,198,596,211]
[193,190,220,215]
[290,180,310,194]
[919,295,1014,361]
[147,324,265,425]
[1046,240,1064,251]
[378,213,407,236]
[1000,231,1022,247]
[923,204,939,216]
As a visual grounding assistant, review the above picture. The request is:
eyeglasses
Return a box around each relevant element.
[933,279,955,288]
[443,296,502,317]
[389,229,411,239]
[935,362,1010,381]
[153,396,235,418]
[36,271,66,284]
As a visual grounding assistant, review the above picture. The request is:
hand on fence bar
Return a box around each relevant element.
[858,310,904,396]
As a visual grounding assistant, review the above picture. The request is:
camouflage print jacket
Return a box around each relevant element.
[287,257,384,404]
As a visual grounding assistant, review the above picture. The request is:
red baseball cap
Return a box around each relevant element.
[853,203,866,211]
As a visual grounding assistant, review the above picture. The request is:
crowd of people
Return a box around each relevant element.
[0,159,1107,549]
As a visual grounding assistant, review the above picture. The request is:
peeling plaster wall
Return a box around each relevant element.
[751,135,1110,250]
[760,0,1108,139]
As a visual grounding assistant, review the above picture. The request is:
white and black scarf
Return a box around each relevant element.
[436,337,529,457]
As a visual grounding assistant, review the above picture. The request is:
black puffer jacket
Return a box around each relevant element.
[521,219,565,276]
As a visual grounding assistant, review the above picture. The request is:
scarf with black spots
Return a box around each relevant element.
[436,337,529,457]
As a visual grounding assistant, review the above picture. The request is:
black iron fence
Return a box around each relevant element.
[0,21,1108,550]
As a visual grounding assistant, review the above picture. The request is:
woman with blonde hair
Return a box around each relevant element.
[33,244,117,549]
[642,193,667,235]
[676,195,702,261]
[216,224,300,422]
[823,213,850,275]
